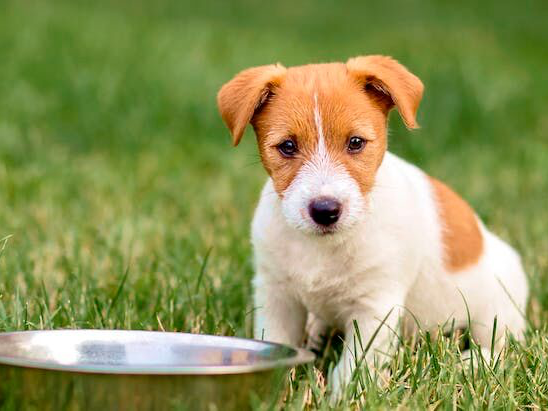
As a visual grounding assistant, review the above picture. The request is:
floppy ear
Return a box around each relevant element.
[217,64,287,146]
[346,55,424,129]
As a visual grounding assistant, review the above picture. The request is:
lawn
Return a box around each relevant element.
[1,0,547,409]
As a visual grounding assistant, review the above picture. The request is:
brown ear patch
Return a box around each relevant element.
[429,177,484,272]
[346,55,424,130]
[217,64,286,146]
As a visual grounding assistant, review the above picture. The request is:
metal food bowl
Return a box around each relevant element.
[0,330,314,410]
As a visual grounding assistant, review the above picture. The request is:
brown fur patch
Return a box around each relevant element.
[429,177,484,272]
[217,64,287,146]
[346,55,424,129]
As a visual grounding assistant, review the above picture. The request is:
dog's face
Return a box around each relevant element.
[218,56,423,235]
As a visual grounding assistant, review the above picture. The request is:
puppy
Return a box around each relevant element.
[217,56,528,395]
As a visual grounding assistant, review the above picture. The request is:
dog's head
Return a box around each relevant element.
[218,56,423,235]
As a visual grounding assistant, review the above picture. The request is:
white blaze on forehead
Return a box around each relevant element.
[311,93,336,195]
[313,93,328,160]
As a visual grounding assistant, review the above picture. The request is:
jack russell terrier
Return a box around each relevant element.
[217,55,528,395]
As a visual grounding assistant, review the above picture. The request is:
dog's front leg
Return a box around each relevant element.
[253,276,307,345]
[330,297,403,399]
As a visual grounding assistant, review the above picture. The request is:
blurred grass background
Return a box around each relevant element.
[0,0,547,408]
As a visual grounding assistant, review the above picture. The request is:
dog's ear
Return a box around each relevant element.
[217,64,287,146]
[346,55,424,129]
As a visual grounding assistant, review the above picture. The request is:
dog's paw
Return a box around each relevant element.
[461,346,494,363]
[329,358,392,406]
[305,314,328,352]
[328,361,352,405]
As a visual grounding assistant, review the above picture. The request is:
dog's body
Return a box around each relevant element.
[252,152,526,361]
[217,56,528,395]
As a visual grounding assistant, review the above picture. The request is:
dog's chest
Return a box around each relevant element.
[262,234,376,325]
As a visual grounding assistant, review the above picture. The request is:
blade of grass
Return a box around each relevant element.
[107,265,130,317]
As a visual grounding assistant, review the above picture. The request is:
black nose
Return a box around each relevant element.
[308,197,341,226]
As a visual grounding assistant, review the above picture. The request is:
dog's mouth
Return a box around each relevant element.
[314,225,339,236]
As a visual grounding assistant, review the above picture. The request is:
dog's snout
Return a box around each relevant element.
[308,197,341,226]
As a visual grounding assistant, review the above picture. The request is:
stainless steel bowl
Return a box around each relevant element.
[0,330,314,410]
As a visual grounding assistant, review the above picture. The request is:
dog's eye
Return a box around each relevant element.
[277,140,298,157]
[347,136,366,153]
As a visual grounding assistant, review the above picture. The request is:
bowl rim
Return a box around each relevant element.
[0,329,315,375]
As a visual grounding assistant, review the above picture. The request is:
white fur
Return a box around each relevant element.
[313,94,326,157]
[252,151,528,396]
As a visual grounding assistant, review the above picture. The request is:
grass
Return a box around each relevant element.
[0,0,547,408]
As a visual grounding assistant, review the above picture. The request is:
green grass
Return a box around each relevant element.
[1,0,547,408]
